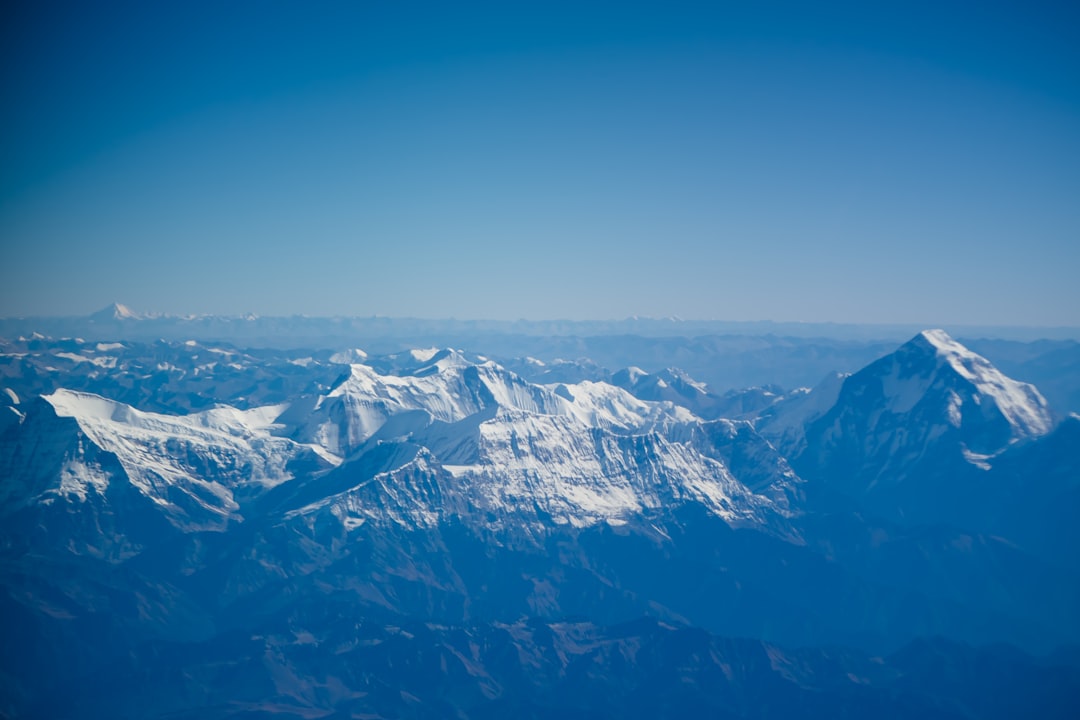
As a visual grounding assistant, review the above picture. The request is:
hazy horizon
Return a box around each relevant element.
[4,300,1080,343]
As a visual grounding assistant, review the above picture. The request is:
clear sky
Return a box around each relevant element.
[1,0,1078,324]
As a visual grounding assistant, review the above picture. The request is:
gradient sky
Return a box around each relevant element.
[1,0,1078,324]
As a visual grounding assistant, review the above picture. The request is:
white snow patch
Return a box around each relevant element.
[667,369,709,393]
[410,347,440,363]
[962,448,993,471]
[55,459,111,501]
[443,464,479,477]
[307,444,343,466]
[329,348,368,364]
[946,390,962,427]
[54,351,90,364]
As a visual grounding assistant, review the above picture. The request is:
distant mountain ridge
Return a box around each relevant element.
[6,303,1080,343]
[7,305,1080,411]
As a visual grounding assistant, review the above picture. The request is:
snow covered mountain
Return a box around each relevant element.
[1,349,799,551]
[767,330,1054,524]
[289,350,804,536]
[87,301,142,322]
[2,329,1078,719]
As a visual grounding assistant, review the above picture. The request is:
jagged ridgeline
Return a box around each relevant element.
[1,330,1078,719]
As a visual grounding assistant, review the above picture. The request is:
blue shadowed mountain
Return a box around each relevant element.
[1,328,1078,717]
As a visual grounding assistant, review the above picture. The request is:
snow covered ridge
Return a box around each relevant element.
[288,351,800,533]
[2,330,1060,541]
[12,351,799,538]
[40,389,333,530]
[310,352,697,453]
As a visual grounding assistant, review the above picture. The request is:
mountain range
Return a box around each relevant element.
[1,326,1077,718]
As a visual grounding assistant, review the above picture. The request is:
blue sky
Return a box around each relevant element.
[1,0,1078,324]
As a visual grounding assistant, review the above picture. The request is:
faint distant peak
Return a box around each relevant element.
[88,302,140,322]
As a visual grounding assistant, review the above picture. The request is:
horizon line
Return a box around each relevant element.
[1,303,1078,332]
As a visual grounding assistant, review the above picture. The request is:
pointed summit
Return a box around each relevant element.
[913,328,957,351]
[88,302,140,322]
[893,329,1051,439]
[793,330,1055,523]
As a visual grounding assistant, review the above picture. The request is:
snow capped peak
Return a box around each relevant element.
[409,347,441,363]
[315,353,699,454]
[914,329,991,374]
[413,348,471,375]
[657,367,709,394]
[558,379,697,431]
[915,328,956,351]
[790,330,1055,494]
[617,366,649,384]
[243,352,791,535]
[371,347,474,377]
[329,348,368,364]
[89,302,140,321]
[896,330,1052,439]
